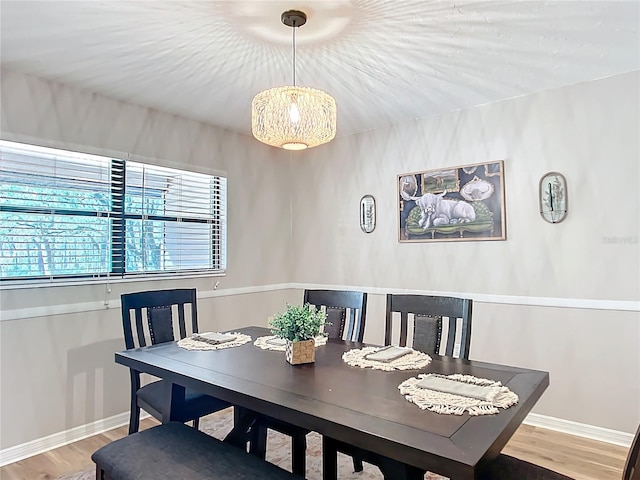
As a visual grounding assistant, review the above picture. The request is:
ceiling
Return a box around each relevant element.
[1,1,639,139]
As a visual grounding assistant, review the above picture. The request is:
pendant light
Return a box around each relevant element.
[251,10,337,150]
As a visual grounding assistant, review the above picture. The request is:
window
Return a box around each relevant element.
[0,140,226,282]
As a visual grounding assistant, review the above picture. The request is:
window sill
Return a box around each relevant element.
[0,271,226,291]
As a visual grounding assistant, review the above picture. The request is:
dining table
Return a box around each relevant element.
[115,326,549,480]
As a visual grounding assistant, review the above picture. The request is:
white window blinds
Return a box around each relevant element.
[0,140,226,282]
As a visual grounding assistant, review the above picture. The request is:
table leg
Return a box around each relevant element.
[322,437,425,480]
[322,436,338,480]
[290,430,307,476]
[377,457,425,480]
[249,417,268,459]
[224,406,257,450]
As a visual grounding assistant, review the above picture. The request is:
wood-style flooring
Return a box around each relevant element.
[0,413,629,480]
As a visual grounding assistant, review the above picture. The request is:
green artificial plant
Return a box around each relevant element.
[269,303,328,342]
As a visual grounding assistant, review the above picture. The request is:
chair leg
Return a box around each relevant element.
[291,431,307,476]
[128,404,141,435]
[192,418,200,430]
[95,464,105,480]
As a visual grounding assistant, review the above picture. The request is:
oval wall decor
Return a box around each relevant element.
[539,172,568,224]
[360,195,376,233]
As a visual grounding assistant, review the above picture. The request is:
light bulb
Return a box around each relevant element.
[289,102,300,123]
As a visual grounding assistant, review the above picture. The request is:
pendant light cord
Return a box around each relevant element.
[292,21,297,86]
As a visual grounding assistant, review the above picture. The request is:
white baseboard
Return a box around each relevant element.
[0,412,149,467]
[524,413,634,447]
[0,411,632,467]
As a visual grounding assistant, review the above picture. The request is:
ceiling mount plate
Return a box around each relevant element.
[281,10,307,28]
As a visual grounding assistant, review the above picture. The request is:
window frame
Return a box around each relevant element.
[0,140,227,286]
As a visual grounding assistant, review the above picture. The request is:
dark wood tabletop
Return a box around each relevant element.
[115,326,549,479]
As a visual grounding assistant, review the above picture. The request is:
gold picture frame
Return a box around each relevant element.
[398,160,506,242]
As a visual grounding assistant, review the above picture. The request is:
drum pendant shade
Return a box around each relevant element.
[251,10,336,150]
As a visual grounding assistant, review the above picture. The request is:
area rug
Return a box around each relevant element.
[58,408,447,480]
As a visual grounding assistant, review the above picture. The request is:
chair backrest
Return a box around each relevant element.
[385,294,473,359]
[624,424,640,480]
[303,289,367,342]
[121,288,199,350]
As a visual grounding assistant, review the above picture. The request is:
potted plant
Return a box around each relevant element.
[269,303,328,365]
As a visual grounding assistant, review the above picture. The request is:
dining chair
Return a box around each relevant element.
[324,293,473,476]
[385,293,473,359]
[304,289,368,342]
[478,454,574,479]
[479,422,640,479]
[249,289,368,477]
[624,423,640,480]
[121,288,230,434]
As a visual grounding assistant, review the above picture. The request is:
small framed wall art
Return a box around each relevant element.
[539,172,568,223]
[360,194,376,233]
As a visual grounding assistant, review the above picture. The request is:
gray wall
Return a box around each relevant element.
[0,69,295,449]
[0,68,638,452]
[291,71,640,433]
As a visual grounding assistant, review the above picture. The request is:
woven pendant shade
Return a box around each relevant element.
[251,10,336,150]
[252,86,336,150]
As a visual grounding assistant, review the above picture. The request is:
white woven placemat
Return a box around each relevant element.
[177,332,252,351]
[398,373,519,415]
[254,335,328,351]
[342,346,432,371]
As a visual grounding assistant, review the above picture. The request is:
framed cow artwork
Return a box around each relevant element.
[398,160,506,243]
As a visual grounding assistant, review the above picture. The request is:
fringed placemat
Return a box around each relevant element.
[398,373,519,415]
[342,346,432,371]
[177,332,252,351]
[254,335,328,351]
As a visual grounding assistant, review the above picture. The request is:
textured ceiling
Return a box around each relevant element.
[1,1,639,139]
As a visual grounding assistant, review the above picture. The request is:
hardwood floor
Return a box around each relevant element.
[0,414,629,480]
[0,418,159,480]
[502,424,627,480]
